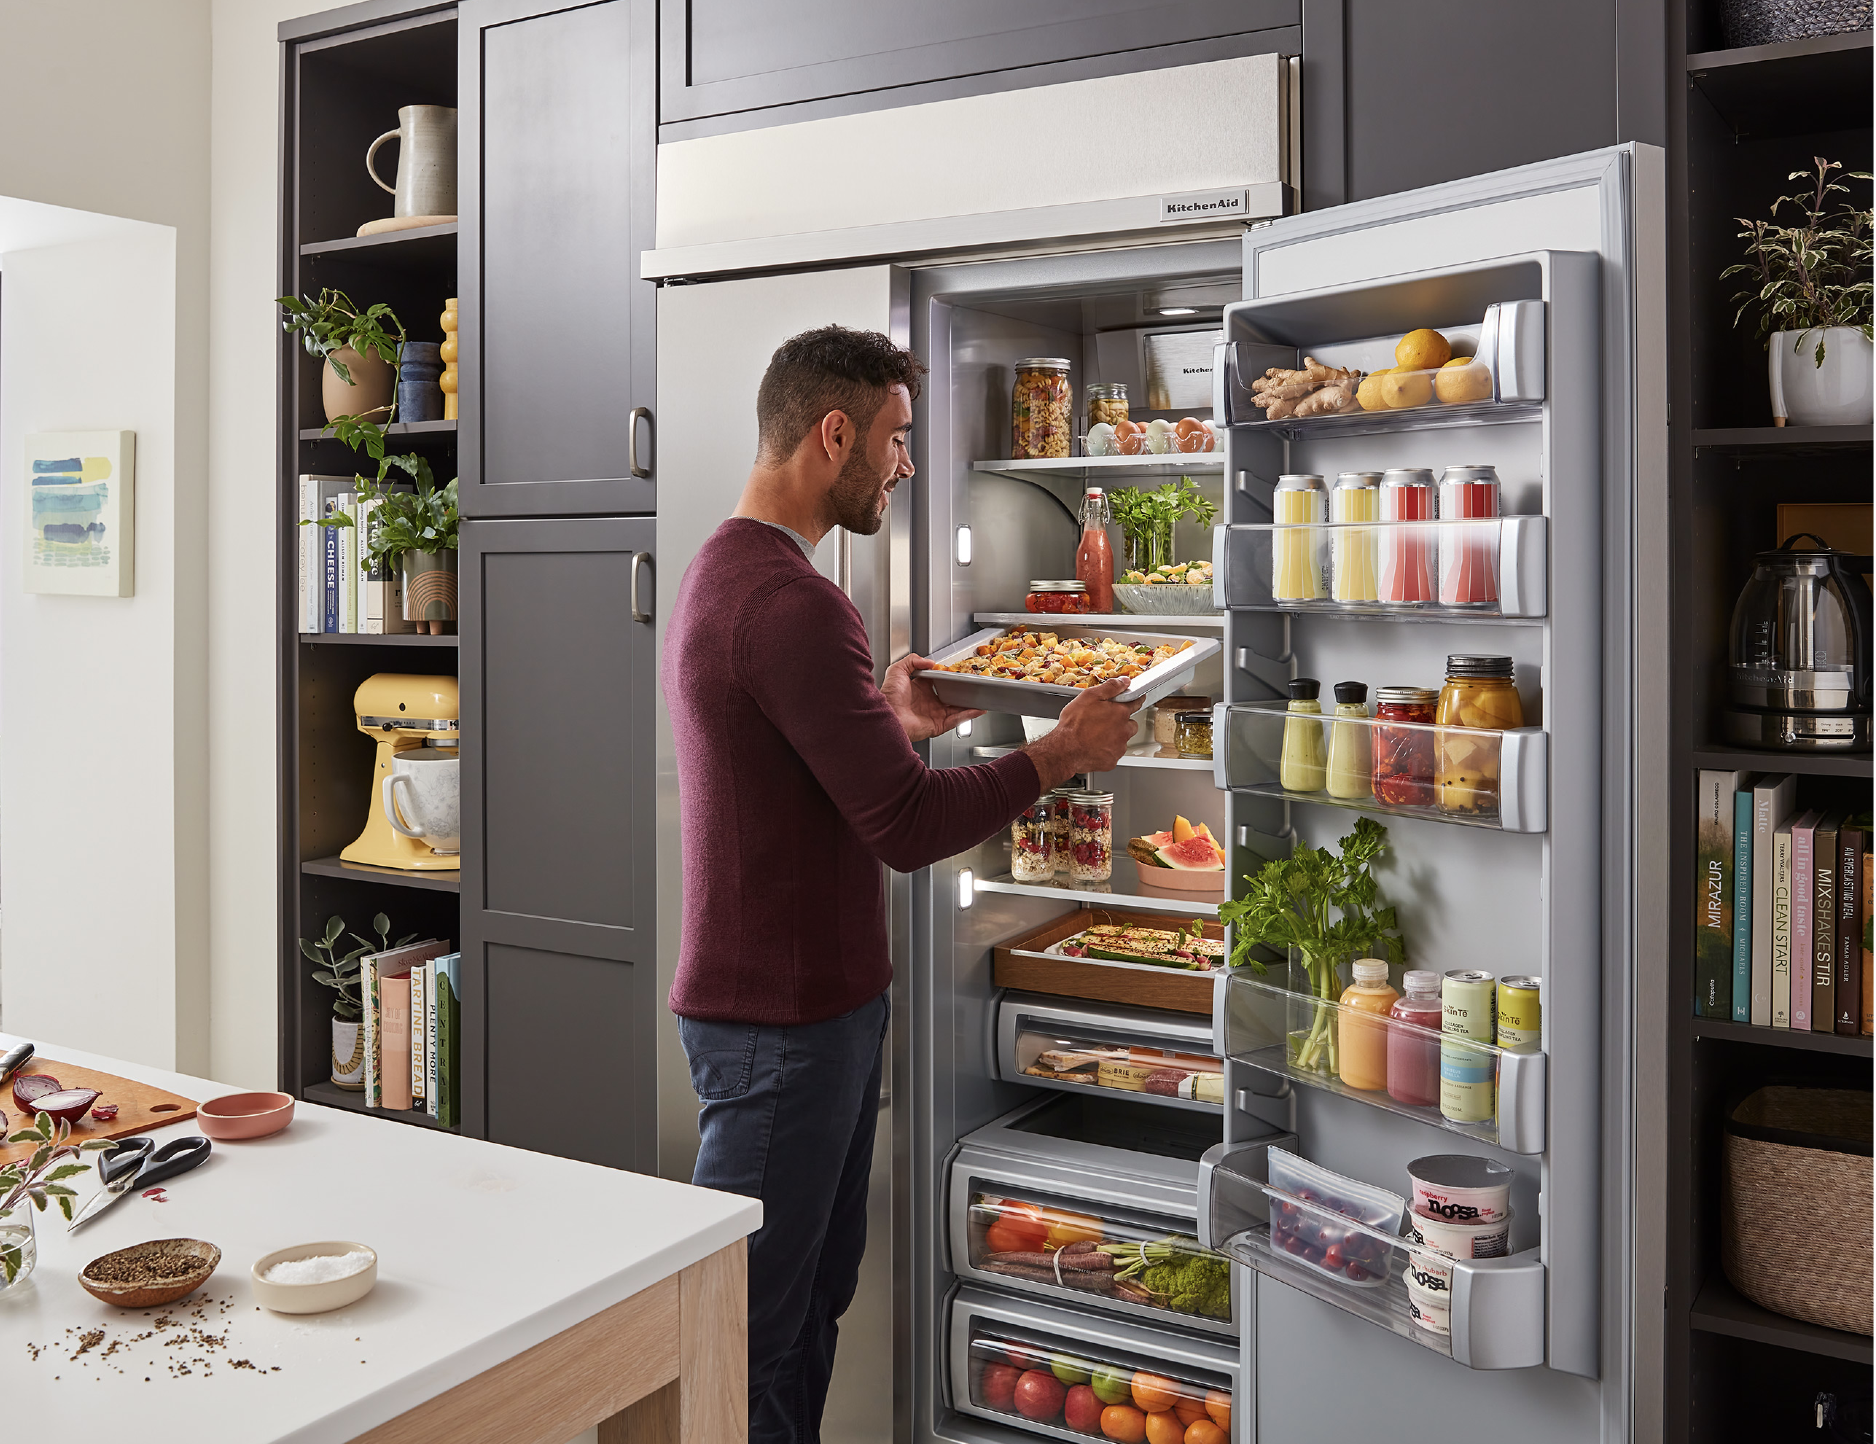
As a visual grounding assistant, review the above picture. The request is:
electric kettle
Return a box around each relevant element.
[1721,534,1871,751]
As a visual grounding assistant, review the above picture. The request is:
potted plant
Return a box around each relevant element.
[1219,817,1405,1076]
[0,1110,115,1288]
[277,288,408,425]
[1722,157,1873,427]
[302,912,416,1089]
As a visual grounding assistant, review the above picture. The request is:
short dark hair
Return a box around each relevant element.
[755,324,926,463]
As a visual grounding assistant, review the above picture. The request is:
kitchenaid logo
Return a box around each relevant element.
[1158,188,1248,223]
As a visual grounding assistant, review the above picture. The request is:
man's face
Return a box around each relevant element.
[828,384,914,537]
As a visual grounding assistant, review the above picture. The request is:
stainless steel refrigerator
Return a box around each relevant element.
[656,143,1666,1444]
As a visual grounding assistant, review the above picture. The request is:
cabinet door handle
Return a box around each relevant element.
[628,406,653,479]
[630,551,653,623]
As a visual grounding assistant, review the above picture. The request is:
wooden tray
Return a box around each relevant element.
[2,1060,197,1167]
[993,907,1225,1016]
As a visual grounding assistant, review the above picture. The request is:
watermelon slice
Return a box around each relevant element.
[1142,830,1175,849]
[1157,836,1224,871]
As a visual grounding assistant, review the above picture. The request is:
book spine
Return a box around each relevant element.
[449,956,461,1128]
[1792,821,1815,1030]
[322,500,340,634]
[425,960,440,1119]
[1813,823,1838,1032]
[1749,779,1785,1028]
[362,956,381,1108]
[339,492,357,633]
[436,959,455,1130]
[1864,852,1873,1037]
[1732,788,1753,1023]
[1694,771,1733,1018]
[381,974,412,1111]
[1838,828,1863,1036]
[1772,828,1794,1028]
[410,961,426,1104]
[359,496,381,634]
[298,477,319,633]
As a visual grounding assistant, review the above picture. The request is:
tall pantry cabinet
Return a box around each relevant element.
[278,0,661,1173]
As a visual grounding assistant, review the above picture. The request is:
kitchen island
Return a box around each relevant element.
[0,1034,758,1443]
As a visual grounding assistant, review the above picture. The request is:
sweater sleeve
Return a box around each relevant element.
[735,572,1041,873]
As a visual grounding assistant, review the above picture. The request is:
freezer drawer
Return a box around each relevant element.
[927,624,1222,719]
[997,993,1223,1114]
[949,1286,1239,1444]
[949,1140,1236,1337]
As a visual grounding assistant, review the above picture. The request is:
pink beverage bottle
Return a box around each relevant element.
[1437,465,1501,607]
[1388,969,1443,1106]
[1378,468,1436,605]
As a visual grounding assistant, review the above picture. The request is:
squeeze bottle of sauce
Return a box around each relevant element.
[1075,488,1114,613]
[1337,958,1398,1092]
[1279,678,1327,792]
[1386,969,1443,1107]
[1325,680,1372,799]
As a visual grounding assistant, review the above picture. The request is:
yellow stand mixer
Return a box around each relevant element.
[341,673,461,872]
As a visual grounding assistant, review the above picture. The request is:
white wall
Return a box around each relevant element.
[0,0,211,1071]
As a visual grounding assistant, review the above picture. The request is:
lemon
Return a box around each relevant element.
[1395,328,1452,371]
[1356,367,1393,411]
[1434,356,1493,404]
[1380,370,1433,409]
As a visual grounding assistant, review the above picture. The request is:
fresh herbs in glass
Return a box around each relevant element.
[1109,476,1218,576]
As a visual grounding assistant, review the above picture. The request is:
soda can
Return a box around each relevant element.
[1378,468,1437,605]
[1440,970,1496,1123]
[1437,464,1501,608]
[1272,474,1329,601]
[1497,975,1542,1052]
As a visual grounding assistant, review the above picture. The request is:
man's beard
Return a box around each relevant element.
[828,445,891,536]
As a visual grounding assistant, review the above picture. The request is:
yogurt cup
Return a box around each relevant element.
[1407,1205,1512,1260]
[1407,1153,1513,1225]
[1405,1270,1452,1335]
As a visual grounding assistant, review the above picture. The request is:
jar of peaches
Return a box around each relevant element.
[1435,655,1523,816]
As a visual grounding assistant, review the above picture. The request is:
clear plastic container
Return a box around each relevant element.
[1263,1146,1408,1289]
[966,1324,1231,1439]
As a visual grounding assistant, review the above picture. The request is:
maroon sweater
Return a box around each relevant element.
[665,519,1041,1024]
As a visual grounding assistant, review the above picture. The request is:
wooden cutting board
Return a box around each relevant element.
[1,1060,197,1167]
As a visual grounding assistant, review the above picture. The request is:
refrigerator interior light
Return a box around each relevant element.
[1156,306,1199,316]
[957,867,974,909]
[956,525,973,566]
[956,718,973,737]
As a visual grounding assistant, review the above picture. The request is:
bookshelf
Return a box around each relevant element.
[1666,15,1873,1440]
[279,2,463,1135]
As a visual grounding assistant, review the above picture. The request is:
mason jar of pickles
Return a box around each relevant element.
[1434,654,1523,816]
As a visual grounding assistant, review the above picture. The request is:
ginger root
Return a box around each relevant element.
[1251,355,1364,415]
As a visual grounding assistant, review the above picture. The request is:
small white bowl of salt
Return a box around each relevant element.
[251,1241,378,1314]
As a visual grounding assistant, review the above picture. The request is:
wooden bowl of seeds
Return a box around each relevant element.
[80,1238,221,1307]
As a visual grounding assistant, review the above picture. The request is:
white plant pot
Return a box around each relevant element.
[1768,327,1874,427]
[331,1017,366,1090]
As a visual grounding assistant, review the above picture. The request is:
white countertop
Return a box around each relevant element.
[0,1036,760,1443]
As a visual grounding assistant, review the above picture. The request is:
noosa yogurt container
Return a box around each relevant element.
[1407,1153,1513,1225]
[1407,1206,1512,1261]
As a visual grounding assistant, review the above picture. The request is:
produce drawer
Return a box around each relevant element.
[997,994,1223,1114]
[949,1286,1239,1444]
[950,1136,1236,1337]
[993,908,1225,1018]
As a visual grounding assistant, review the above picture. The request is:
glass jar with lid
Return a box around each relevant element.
[1010,796,1055,882]
[1024,580,1092,614]
[1175,709,1214,760]
[1064,790,1115,882]
[1048,785,1082,876]
[1435,655,1523,815]
[1085,382,1129,433]
[1012,358,1073,459]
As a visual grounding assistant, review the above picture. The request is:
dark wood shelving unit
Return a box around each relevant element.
[1666,10,1873,1440]
[281,3,462,1135]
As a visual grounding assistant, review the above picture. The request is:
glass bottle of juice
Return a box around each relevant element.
[1075,488,1114,613]
[1387,969,1443,1106]
[1325,680,1372,799]
[1338,958,1398,1092]
[1279,678,1326,792]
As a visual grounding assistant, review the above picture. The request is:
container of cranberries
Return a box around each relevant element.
[1023,581,1092,614]
[1064,790,1113,882]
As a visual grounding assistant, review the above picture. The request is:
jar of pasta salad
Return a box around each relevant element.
[1012,358,1072,459]
[1065,790,1114,882]
[1010,796,1055,882]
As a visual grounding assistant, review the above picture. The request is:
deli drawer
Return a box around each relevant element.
[997,993,1223,1114]
[948,1285,1239,1444]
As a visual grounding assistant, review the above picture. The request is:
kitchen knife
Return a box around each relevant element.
[0,1042,33,1089]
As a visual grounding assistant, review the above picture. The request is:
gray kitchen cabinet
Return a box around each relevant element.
[458,0,657,517]
[458,516,658,1170]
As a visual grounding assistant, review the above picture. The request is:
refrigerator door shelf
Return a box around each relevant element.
[1217,516,1550,620]
[947,1286,1240,1440]
[926,625,1222,719]
[948,1142,1238,1337]
[997,993,1225,1116]
[1218,970,1549,1154]
[1214,702,1551,834]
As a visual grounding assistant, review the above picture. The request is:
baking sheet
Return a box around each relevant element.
[926,624,1221,719]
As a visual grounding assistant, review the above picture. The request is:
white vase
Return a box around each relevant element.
[1768,327,1874,427]
[331,1017,366,1090]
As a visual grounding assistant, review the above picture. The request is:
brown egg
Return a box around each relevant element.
[1114,418,1142,438]
[1174,417,1203,438]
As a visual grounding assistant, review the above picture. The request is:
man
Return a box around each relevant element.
[663,324,1135,1441]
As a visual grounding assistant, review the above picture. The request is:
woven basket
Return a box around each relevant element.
[1721,1085,1873,1335]
[1719,0,1871,48]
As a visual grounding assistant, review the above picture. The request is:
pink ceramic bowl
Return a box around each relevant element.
[197,1091,295,1140]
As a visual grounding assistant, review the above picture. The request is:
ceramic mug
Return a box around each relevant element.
[382,746,459,853]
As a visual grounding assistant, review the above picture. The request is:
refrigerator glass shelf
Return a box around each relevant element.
[1232,397,1543,440]
[971,455,1225,482]
[971,742,1215,772]
[976,872,1223,918]
[972,612,1226,632]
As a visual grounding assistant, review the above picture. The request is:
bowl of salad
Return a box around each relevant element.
[1114,559,1219,615]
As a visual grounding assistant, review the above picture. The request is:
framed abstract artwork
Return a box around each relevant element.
[23,430,135,596]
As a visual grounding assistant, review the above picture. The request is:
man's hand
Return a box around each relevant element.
[1024,678,1139,791]
[883,653,985,743]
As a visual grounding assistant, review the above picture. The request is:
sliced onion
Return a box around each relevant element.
[91,1103,119,1122]
[29,1088,100,1124]
[11,1074,62,1112]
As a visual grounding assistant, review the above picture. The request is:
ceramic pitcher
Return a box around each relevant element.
[382,745,460,853]
[366,105,458,218]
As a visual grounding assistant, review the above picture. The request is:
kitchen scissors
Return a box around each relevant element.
[67,1134,212,1232]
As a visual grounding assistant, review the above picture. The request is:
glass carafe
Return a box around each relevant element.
[1723,534,1871,751]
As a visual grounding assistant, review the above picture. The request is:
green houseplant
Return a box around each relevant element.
[1721,157,1873,426]
[1219,817,1405,1075]
[302,912,417,1089]
[277,288,410,425]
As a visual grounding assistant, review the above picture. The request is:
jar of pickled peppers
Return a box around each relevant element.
[1024,580,1093,614]
[1435,655,1523,815]
[1012,358,1073,459]
[1371,685,1438,806]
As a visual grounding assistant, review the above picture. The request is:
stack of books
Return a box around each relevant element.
[358,940,465,1126]
[1695,770,1872,1034]
[298,474,415,634]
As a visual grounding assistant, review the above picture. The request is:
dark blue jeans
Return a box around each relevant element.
[679,993,889,1444]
